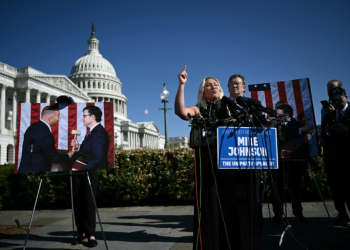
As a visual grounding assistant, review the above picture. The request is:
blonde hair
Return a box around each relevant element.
[197,77,223,108]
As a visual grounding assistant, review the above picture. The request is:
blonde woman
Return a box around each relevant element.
[175,65,223,120]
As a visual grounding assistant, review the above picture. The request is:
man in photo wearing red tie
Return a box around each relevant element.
[70,106,110,247]
[321,87,350,226]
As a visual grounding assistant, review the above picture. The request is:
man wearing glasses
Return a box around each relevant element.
[224,74,264,246]
[321,87,350,226]
[70,106,110,247]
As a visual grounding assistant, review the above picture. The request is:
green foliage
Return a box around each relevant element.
[98,148,195,203]
[0,149,332,210]
[260,156,332,203]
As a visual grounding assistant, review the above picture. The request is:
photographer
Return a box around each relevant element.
[321,87,350,226]
[271,103,311,224]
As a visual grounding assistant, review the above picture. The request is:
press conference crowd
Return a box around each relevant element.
[17,66,349,249]
[175,66,350,250]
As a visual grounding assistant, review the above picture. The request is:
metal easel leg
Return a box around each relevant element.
[23,174,45,250]
[86,172,108,250]
[70,171,76,239]
[307,161,334,227]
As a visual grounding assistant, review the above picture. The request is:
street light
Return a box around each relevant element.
[159,83,172,148]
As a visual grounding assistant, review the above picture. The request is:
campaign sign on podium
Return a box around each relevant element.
[217,127,278,169]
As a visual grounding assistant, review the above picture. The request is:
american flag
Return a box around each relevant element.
[248,78,319,157]
[15,102,115,173]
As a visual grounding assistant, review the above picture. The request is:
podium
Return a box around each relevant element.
[217,126,278,169]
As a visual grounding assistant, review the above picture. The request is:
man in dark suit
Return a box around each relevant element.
[70,106,109,248]
[271,104,310,224]
[224,74,263,248]
[227,74,264,126]
[321,87,350,226]
[18,105,72,173]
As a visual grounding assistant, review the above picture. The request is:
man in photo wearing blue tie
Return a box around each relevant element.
[321,87,350,226]
[70,106,110,247]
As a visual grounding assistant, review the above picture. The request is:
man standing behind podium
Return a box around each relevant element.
[18,104,72,173]
[70,106,109,248]
[226,74,263,248]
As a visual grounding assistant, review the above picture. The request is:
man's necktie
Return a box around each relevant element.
[338,110,343,123]
[85,128,91,138]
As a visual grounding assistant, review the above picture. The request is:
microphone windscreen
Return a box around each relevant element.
[246,98,260,107]
[236,96,248,108]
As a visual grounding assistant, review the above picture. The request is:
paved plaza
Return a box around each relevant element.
[0,202,349,250]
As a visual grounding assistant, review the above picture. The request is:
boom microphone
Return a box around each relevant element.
[221,96,242,112]
[236,96,250,109]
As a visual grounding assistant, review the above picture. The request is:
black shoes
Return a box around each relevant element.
[71,236,85,245]
[71,236,97,247]
[88,239,98,247]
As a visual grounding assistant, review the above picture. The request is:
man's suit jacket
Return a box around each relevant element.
[279,118,309,159]
[79,123,109,170]
[18,120,69,173]
[321,105,350,150]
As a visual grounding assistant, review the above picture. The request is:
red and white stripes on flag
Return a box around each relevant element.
[15,102,115,173]
[248,78,319,157]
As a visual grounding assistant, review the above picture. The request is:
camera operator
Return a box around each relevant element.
[321,87,350,226]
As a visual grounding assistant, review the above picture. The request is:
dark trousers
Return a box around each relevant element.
[271,160,303,218]
[324,150,350,215]
[72,170,98,238]
[193,148,262,250]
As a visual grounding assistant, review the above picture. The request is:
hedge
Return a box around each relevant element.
[0,148,331,210]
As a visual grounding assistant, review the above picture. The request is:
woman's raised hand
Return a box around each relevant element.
[178,65,187,85]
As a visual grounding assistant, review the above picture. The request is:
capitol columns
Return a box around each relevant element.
[1,85,7,131]
[46,94,51,103]
[36,90,42,103]
[25,87,31,103]
[12,90,17,132]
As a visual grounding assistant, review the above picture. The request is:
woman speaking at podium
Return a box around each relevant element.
[175,66,262,250]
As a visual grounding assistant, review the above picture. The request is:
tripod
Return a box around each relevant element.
[23,170,108,250]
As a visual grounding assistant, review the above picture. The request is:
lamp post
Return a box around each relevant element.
[159,83,172,148]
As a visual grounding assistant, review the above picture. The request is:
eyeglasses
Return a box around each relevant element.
[229,82,243,87]
[82,114,92,118]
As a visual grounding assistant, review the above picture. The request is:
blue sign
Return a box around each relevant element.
[217,127,278,169]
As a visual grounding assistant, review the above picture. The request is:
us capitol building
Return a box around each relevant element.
[0,25,189,164]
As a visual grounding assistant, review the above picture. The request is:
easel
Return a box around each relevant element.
[23,170,109,250]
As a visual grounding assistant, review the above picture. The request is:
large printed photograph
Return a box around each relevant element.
[15,102,115,173]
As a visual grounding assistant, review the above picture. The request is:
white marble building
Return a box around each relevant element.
[0,25,165,164]
[169,137,190,148]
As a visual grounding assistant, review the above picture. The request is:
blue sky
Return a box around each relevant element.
[1,0,350,137]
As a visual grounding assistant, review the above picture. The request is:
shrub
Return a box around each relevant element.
[0,148,331,210]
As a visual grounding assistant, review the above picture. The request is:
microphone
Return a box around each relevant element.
[236,96,250,110]
[222,96,239,110]
[30,138,36,153]
[246,98,261,107]
[238,97,280,117]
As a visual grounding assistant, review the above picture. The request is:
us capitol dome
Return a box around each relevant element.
[69,24,128,121]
